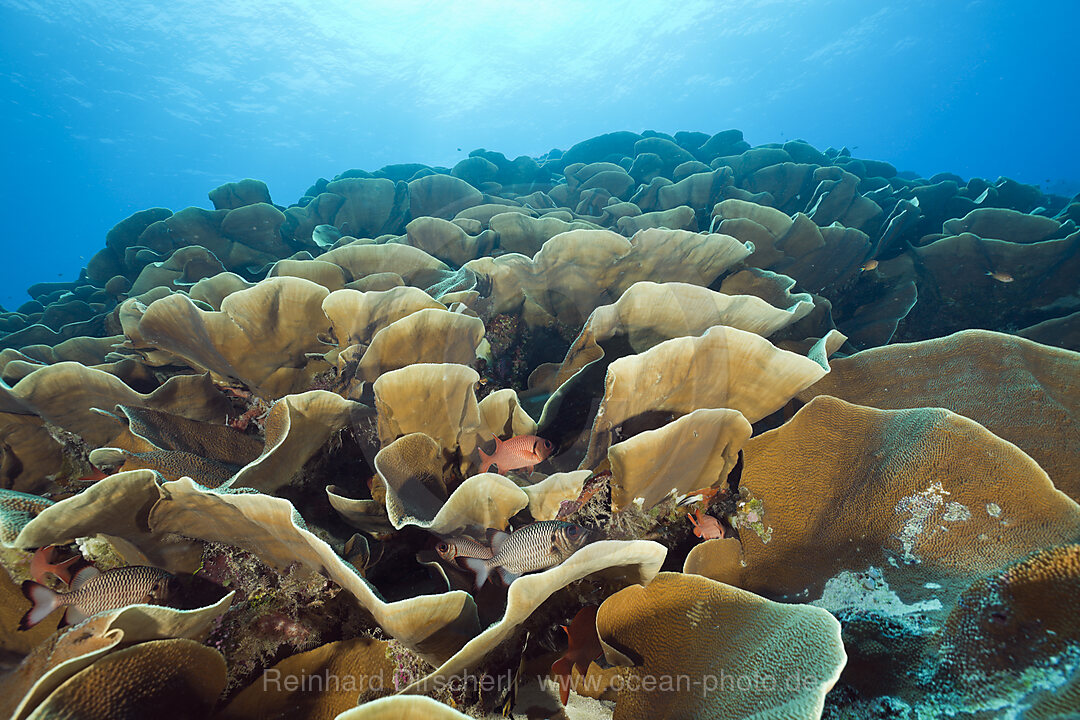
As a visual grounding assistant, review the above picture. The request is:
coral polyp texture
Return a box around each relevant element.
[1,128,1078,719]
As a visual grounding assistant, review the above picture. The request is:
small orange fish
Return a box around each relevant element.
[986,271,1014,283]
[551,605,603,705]
[861,259,879,272]
[576,482,601,507]
[477,435,554,475]
[29,545,82,586]
[76,467,111,483]
[688,509,725,540]
[680,486,720,507]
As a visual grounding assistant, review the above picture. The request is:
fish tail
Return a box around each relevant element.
[19,581,61,630]
[461,557,491,590]
[551,656,574,705]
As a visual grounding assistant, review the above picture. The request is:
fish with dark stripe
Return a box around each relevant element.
[461,521,588,589]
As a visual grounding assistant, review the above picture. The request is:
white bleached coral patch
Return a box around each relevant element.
[811,566,943,634]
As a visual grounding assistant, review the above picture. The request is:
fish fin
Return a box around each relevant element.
[491,438,505,475]
[497,567,520,586]
[523,464,534,475]
[29,546,54,585]
[478,447,493,474]
[487,529,510,554]
[460,557,490,590]
[551,656,573,705]
[52,555,82,586]
[60,605,87,628]
[70,565,100,590]
[688,511,703,537]
[19,581,59,630]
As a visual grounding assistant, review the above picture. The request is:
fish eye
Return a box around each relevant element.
[436,543,449,553]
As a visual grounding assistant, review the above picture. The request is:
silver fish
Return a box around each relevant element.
[20,565,176,630]
[435,536,494,566]
[461,521,588,589]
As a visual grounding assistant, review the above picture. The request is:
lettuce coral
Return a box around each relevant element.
[1,128,1078,719]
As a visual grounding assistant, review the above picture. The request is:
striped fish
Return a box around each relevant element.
[435,535,494,567]
[0,488,54,546]
[19,565,176,630]
[478,435,554,475]
[461,521,588,589]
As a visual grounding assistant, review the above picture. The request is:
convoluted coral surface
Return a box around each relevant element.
[1,129,1078,720]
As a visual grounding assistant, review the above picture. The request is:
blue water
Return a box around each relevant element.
[1,0,1078,307]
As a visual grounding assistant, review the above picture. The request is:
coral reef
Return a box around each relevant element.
[1,128,1079,719]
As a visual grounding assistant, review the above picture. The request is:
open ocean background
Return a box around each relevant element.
[1,0,1078,308]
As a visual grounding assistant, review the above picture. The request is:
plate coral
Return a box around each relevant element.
[1,129,1079,719]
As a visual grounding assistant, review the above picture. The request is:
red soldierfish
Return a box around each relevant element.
[461,521,588,589]
[551,605,603,705]
[688,509,725,540]
[75,467,111,483]
[19,565,177,630]
[29,545,82,585]
[477,435,554,475]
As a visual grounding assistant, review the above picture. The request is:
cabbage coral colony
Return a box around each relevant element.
[0,129,1079,719]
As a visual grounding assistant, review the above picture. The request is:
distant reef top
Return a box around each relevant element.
[2,128,1080,720]
[2,127,1078,355]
